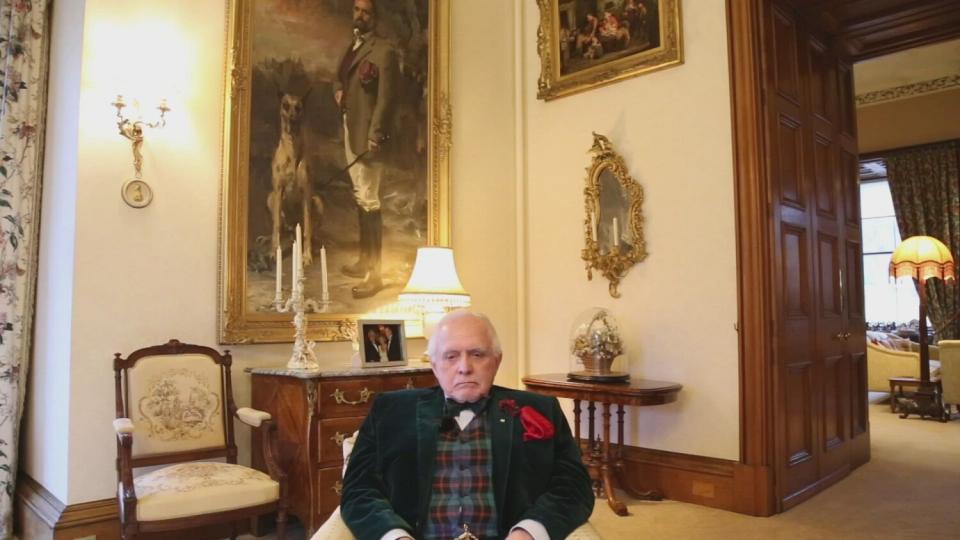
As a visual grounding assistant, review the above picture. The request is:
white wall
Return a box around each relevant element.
[27,0,740,505]
[24,0,87,503]
[27,0,518,504]
[520,1,740,459]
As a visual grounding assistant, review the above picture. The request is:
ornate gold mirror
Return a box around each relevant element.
[582,133,647,297]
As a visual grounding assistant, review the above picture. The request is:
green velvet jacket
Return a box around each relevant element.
[340,385,594,540]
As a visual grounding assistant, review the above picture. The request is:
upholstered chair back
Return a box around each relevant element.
[114,340,236,464]
[937,340,960,405]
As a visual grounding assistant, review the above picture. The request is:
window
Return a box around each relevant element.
[859,178,919,324]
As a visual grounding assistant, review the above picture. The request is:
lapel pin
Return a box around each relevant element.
[500,418,505,423]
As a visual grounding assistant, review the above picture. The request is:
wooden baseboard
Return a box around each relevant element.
[582,441,773,515]
[15,473,253,540]
[16,473,119,540]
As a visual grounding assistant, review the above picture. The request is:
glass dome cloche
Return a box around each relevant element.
[568,308,629,382]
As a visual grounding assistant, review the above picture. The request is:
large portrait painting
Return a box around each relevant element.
[536,0,682,101]
[220,0,451,344]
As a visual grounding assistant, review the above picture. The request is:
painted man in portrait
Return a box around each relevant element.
[333,0,399,300]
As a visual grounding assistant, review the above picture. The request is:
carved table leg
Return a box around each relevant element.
[601,402,628,515]
[611,404,662,502]
[574,399,582,443]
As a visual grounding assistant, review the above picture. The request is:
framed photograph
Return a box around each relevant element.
[536,0,683,101]
[357,319,407,367]
[220,0,452,343]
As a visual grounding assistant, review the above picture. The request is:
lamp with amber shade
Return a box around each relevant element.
[399,247,471,359]
[889,235,955,417]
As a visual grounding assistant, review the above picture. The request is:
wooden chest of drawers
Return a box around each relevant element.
[248,366,436,534]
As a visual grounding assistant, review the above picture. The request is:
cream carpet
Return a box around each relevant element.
[588,398,960,540]
[248,399,960,539]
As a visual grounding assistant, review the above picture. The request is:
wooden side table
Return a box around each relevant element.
[521,373,682,516]
[888,376,946,421]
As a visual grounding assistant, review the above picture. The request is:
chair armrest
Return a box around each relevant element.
[239,412,287,486]
[113,418,134,435]
[236,407,271,428]
[113,418,136,503]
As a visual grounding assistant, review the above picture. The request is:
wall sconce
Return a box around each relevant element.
[111,95,169,208]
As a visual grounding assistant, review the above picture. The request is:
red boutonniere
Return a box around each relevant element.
[499,399,555,442]
[359,60,379,86]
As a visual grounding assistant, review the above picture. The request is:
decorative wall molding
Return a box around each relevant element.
[856,74,960,107]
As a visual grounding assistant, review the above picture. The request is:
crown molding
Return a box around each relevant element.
[856,74,960,107]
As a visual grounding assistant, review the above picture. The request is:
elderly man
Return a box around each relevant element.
[341,311,594,539]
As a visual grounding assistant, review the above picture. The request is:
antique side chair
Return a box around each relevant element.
[113,339,287,539]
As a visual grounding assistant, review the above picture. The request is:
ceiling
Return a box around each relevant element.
[799,0,960,61]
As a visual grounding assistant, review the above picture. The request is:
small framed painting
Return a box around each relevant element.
[357,319,407,367]
[536,0,683,101]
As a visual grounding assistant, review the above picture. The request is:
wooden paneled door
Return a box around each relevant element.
[764,1,868,510]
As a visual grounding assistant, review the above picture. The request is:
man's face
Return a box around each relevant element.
[431,316,502,403]
[383,326,393,339]
[353,0,375,33]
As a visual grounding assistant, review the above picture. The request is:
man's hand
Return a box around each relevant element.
[506,529,534,540]
[335,89,343,108]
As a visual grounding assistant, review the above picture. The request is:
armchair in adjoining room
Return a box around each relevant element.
[112,339,288,539]
[934,340,960,419]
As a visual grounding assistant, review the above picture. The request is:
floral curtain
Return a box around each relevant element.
[0,0,51,536]
[886,140,960,340]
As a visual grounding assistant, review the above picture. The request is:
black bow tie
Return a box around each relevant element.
[445,397,489,417]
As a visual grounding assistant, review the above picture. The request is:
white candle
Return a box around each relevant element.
[295,223,303,287]
[612,217,620,247]
[320,244,329,301]
[291,237,298,291]
[591,213,598,240]
[275,246,282,298]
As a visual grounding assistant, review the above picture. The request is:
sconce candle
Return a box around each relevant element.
[612,217,620,247]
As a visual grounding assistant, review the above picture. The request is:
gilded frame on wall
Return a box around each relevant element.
[582,133,647,297]
[220,0,451,344]
[536,0,683,101]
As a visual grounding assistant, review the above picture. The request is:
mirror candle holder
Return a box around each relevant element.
[581,133,648,297]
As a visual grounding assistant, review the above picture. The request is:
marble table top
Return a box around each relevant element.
[245,363,433,379]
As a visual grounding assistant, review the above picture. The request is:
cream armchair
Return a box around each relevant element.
[934,340,960,419]
[113,339,288,539]
[312,434,602,539]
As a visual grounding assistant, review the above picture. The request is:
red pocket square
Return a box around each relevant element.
[519,406,555,441]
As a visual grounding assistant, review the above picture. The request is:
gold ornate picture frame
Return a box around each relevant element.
[582,133,647,297]
[536,0,683,101]
[220,0,451,344]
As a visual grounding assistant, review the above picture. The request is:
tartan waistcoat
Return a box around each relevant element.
[423,413,498,539]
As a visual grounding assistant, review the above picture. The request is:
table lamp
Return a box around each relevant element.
[889,235,955,416]
[399,247,471,358]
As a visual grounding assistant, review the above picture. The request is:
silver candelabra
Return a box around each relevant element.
[273,224,329,370]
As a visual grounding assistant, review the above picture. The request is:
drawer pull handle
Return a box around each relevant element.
[331,431,347,447]
[331,387,374,405]
[333,480,343,496]
[405,378,415,390]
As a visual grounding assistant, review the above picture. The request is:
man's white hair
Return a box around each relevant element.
[427,310,502,360]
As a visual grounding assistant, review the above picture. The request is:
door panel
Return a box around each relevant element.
[767,0,868,509]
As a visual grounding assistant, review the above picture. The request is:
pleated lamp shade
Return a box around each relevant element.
[399,247,471,308]
[889,235,956,283]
